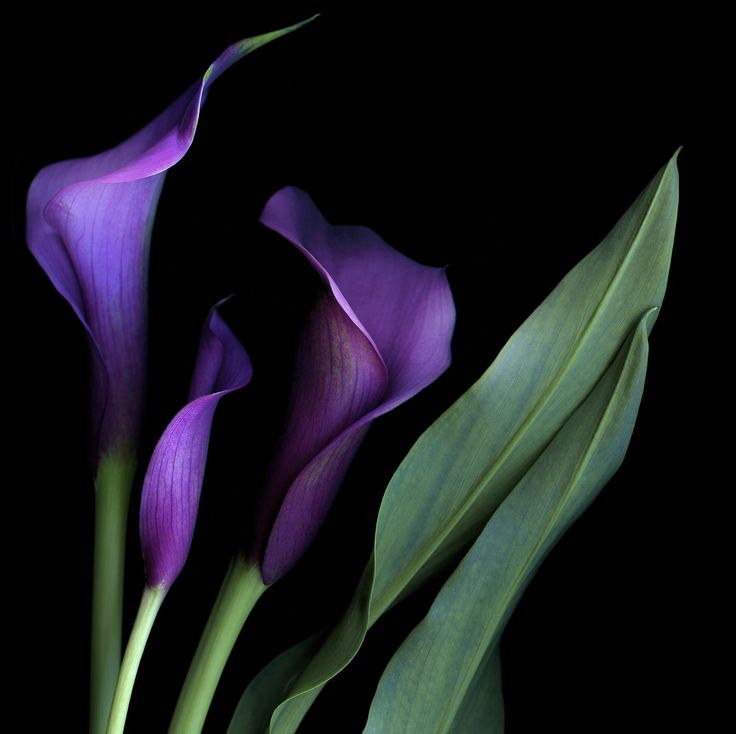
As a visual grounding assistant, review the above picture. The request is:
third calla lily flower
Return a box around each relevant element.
[252,187,456,584]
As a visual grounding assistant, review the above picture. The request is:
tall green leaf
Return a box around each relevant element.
[364,309,654,733]
[446,647,504,734]
[228,153,679,734]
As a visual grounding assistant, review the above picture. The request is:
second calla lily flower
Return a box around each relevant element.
[252,187,456,584]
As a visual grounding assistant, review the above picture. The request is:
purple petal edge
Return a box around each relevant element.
[251,293,387,575]
[25,25,306,461]
[256,188,456,583]
[140,307,252,589]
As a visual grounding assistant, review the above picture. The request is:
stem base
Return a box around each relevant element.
[168,556,266,734]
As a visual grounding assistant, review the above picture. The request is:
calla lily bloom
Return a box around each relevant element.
[253,187,456,584]
[105,308,251,734]
[140,306,252,590]
[25,21,313,462]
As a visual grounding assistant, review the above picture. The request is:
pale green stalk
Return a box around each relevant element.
[168,556,266,734]
[105,585,166,734]
[90,453,136,734]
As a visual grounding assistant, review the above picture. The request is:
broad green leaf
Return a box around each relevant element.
[364,310,654,733]
[228,153,679,734]
[446,647,504,734]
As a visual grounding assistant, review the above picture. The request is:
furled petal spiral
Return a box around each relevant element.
[140,307,252,589]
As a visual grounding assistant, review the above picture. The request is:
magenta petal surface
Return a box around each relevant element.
[140,308,252,589]
[26,31,289,460]
[256,187,456,584]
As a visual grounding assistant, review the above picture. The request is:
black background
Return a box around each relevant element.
[9,3,722,732]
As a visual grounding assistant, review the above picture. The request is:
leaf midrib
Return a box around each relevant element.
[434,327,645,733]
[374,167,668,619]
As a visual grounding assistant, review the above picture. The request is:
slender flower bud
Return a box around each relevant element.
[140,306,252,590]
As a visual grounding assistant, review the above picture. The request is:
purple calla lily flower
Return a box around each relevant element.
[25,21,312,462]
[140,306,252,590]
[252,187,456,584]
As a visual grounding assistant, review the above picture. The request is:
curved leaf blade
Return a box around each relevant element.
[364,310,654,733]
[371,152,678,611]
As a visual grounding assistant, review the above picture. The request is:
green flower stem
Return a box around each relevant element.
[105,585,166,734]
[168,556,266,734]
[90,453,137,734]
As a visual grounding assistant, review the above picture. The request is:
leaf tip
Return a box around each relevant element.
[666,146,683,173]
[640,306,659,335]
[665,146,683,176]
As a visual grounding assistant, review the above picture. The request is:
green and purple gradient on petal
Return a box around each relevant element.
[25,19,315,463]
[251,187,456,583]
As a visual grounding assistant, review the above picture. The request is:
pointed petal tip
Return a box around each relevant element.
[190,304,253,401]
[240,12,321,47]
[205,15,320,86]
[141,310,251,589]
[211,293,236,309]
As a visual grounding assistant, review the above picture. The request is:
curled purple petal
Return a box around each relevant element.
[254,187,456,584]
[140,308,252,590]
[25,23,310,461]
